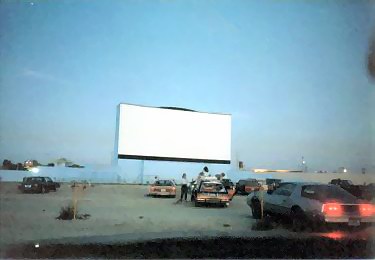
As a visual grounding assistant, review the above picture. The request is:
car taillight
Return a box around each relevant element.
[322,203,343,217]
[172,187,176,191]
[359,204,375,217]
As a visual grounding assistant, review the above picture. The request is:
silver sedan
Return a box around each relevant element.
[246,182,375,229]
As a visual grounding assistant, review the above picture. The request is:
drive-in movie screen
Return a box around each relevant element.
[0,0,374,259]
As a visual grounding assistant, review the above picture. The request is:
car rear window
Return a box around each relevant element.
[199,182,227,193]
[25,177,44,182]
[301,185,357,202]
[155,180,173,186]
[266,179,282,185]
[245,181,259,187]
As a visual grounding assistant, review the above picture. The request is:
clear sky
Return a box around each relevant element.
[0,0,374,173]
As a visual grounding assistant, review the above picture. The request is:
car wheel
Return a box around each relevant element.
[41,186,46,194]
[251,200,262,219]
[291,207,306,232]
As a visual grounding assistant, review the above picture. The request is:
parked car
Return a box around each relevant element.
[148,179,176,198]
[192,180,230,207]
[247,182,375,230]
[19,176,60,193]
[329,179,364,199]
[236,179,262,195]
[266,178,282,190]
[362,183,375,201]
[189,176,217,199]
[222,178,236,199]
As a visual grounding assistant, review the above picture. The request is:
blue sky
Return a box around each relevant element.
[0,0,374,173]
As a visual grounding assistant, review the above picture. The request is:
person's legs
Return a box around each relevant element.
[181,185,187,201]
[180,186,184,200]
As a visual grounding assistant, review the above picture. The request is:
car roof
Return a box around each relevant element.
[155,179,175,184]
[280,182,330,186]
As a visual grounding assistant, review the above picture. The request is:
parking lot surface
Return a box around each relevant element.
[1,182,374,258]
[0,183,255,247]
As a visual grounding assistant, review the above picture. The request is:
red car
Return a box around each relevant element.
[222,178,236,199]
[193,180,230,207]
[149,180,176,198]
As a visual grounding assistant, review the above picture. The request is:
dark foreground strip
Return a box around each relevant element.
[4,237,375,259]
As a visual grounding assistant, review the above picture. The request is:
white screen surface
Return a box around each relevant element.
[117,104,231,163]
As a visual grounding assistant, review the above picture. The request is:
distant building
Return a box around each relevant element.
[52,158,73,167]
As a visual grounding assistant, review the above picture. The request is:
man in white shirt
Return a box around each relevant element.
[180,173,188,202]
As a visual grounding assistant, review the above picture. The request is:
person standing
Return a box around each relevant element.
[180,173,188,202]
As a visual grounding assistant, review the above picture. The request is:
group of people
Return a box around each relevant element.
[179,166,226,202]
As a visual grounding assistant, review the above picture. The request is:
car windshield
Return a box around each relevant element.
[155,180,173,186]
[301,185,357,202]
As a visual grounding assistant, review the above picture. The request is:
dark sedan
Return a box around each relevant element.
[19,176,60,193]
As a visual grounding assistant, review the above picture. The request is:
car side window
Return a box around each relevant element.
[273,184,296,196]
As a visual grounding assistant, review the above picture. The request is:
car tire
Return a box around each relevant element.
[41,186,46,194]
[291,207,306,232]
[251,200,262,219]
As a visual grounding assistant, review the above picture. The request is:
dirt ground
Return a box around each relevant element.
[1,182,374,258]
[0,183,256,248]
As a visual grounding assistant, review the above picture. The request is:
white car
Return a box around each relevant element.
[247,182,375,230]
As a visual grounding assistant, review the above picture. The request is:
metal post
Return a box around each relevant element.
[140,160,144,184]
[260,190,264,219]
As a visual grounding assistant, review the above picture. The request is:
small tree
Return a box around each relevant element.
[32,160,40,166]
[71,182,88,220]
[2,159,12,169]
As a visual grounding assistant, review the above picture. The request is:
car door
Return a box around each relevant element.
[44,177,53,190]
[274,184,297,214]
[265,183,296,214]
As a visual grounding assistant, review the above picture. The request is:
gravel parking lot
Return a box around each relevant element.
[0,182,256,248]
[1,182,374,258]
